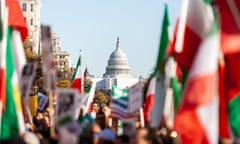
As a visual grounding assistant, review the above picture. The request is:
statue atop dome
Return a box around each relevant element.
[116,37,120,50]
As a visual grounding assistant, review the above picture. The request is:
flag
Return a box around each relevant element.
[111,85,130,119]
[150,72,166,128]
[217,0,240,54]
[1,0,28,139]
[153,3,170,75]
[143,77,156,123]
[171,0,214,70]
[0,0,8,117]
[6,0,28,41]
[217,0,240,139]
[1,27,26,139]
[148,3,170,128]
[71,54,82,94]
[218,55,231,139]
[174,15,219,144]
[171,76,181,111]
[81,80,96,112]
[224,52,240,138]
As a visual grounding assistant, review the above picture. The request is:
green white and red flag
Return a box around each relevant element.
[1,0,28,139]
[71,54,83,94]
[174,0,220,144]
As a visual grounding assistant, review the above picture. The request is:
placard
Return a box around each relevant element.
[55,89,79,127]
[128,83,143,113]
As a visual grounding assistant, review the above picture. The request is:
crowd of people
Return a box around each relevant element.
[1,102,179,144]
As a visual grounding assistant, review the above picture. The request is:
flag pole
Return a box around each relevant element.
[175,0,189,52]
[80,50,83,94]
[140,107,145,128]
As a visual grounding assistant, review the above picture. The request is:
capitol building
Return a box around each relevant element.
[91,38,139,90]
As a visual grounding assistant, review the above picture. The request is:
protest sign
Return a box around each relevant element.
[55,89,79,128]
[128,83,143,113]
[20,62,36,99]
[37,92,48,111]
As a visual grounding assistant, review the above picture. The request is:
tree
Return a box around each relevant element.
[57,79,71,88]
[23,35,37,62]
[93,89,109,105]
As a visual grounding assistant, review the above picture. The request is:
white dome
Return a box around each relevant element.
[104,38,131,77]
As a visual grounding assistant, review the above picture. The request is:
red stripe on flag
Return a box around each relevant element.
[6,0,28,41]
[0,69,6,111]
[181,74,216,108]
[143,93,153,122]
[217,0,240,54]
[218,61,231,138]
[174,109,209,144]
[71,78,82,94]
[175,25,202,70]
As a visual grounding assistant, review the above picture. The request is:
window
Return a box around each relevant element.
[30,18,33,25]
[22,3,27,12]
[31,3,33,12]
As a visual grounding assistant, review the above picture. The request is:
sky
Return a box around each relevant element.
[41,0,181,78]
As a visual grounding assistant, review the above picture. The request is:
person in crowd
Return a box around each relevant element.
[96,110,107,130]
[90,103,99,119]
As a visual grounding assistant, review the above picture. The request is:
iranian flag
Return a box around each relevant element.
[81,80,96,112]
[217,0,240,54]
[153,3,170,75]
[224,52,240,139]
[1,0,28,139]
[217,0,240,139]
[0,0,7,126]
[174,17,219,144]
[71,54,83,94]
[145,3,170,128]
[143,77,156,123]
[171,0,214,70]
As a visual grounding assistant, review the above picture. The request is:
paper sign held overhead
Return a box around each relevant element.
[128,83,143,113]
[55,89,79,128]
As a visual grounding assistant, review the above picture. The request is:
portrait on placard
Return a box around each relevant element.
[55,89,79,127]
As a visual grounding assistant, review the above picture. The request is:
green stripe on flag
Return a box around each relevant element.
[228,95,240,137]
[112,85,128,101]
[153,3,170,76]
[1,27,19,139]
[71,56,81,82]
[171,77,182,110]
[203,0,211,5]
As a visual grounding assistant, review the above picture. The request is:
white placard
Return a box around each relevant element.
[128,83,143,113]
[20,62,36,99]
[55,89,79,127]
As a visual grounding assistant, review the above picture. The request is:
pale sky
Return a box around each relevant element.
[41,0,181,78]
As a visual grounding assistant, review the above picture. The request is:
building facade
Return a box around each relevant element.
[92,38,139,90]
[19,0,41,53]
[51,33,71,80]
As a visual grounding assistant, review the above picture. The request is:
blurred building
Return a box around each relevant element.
[51,33,71,80]
[19,0,41,53]
[92,38,139,90]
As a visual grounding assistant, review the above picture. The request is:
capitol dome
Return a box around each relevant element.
[104,37,131,77]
